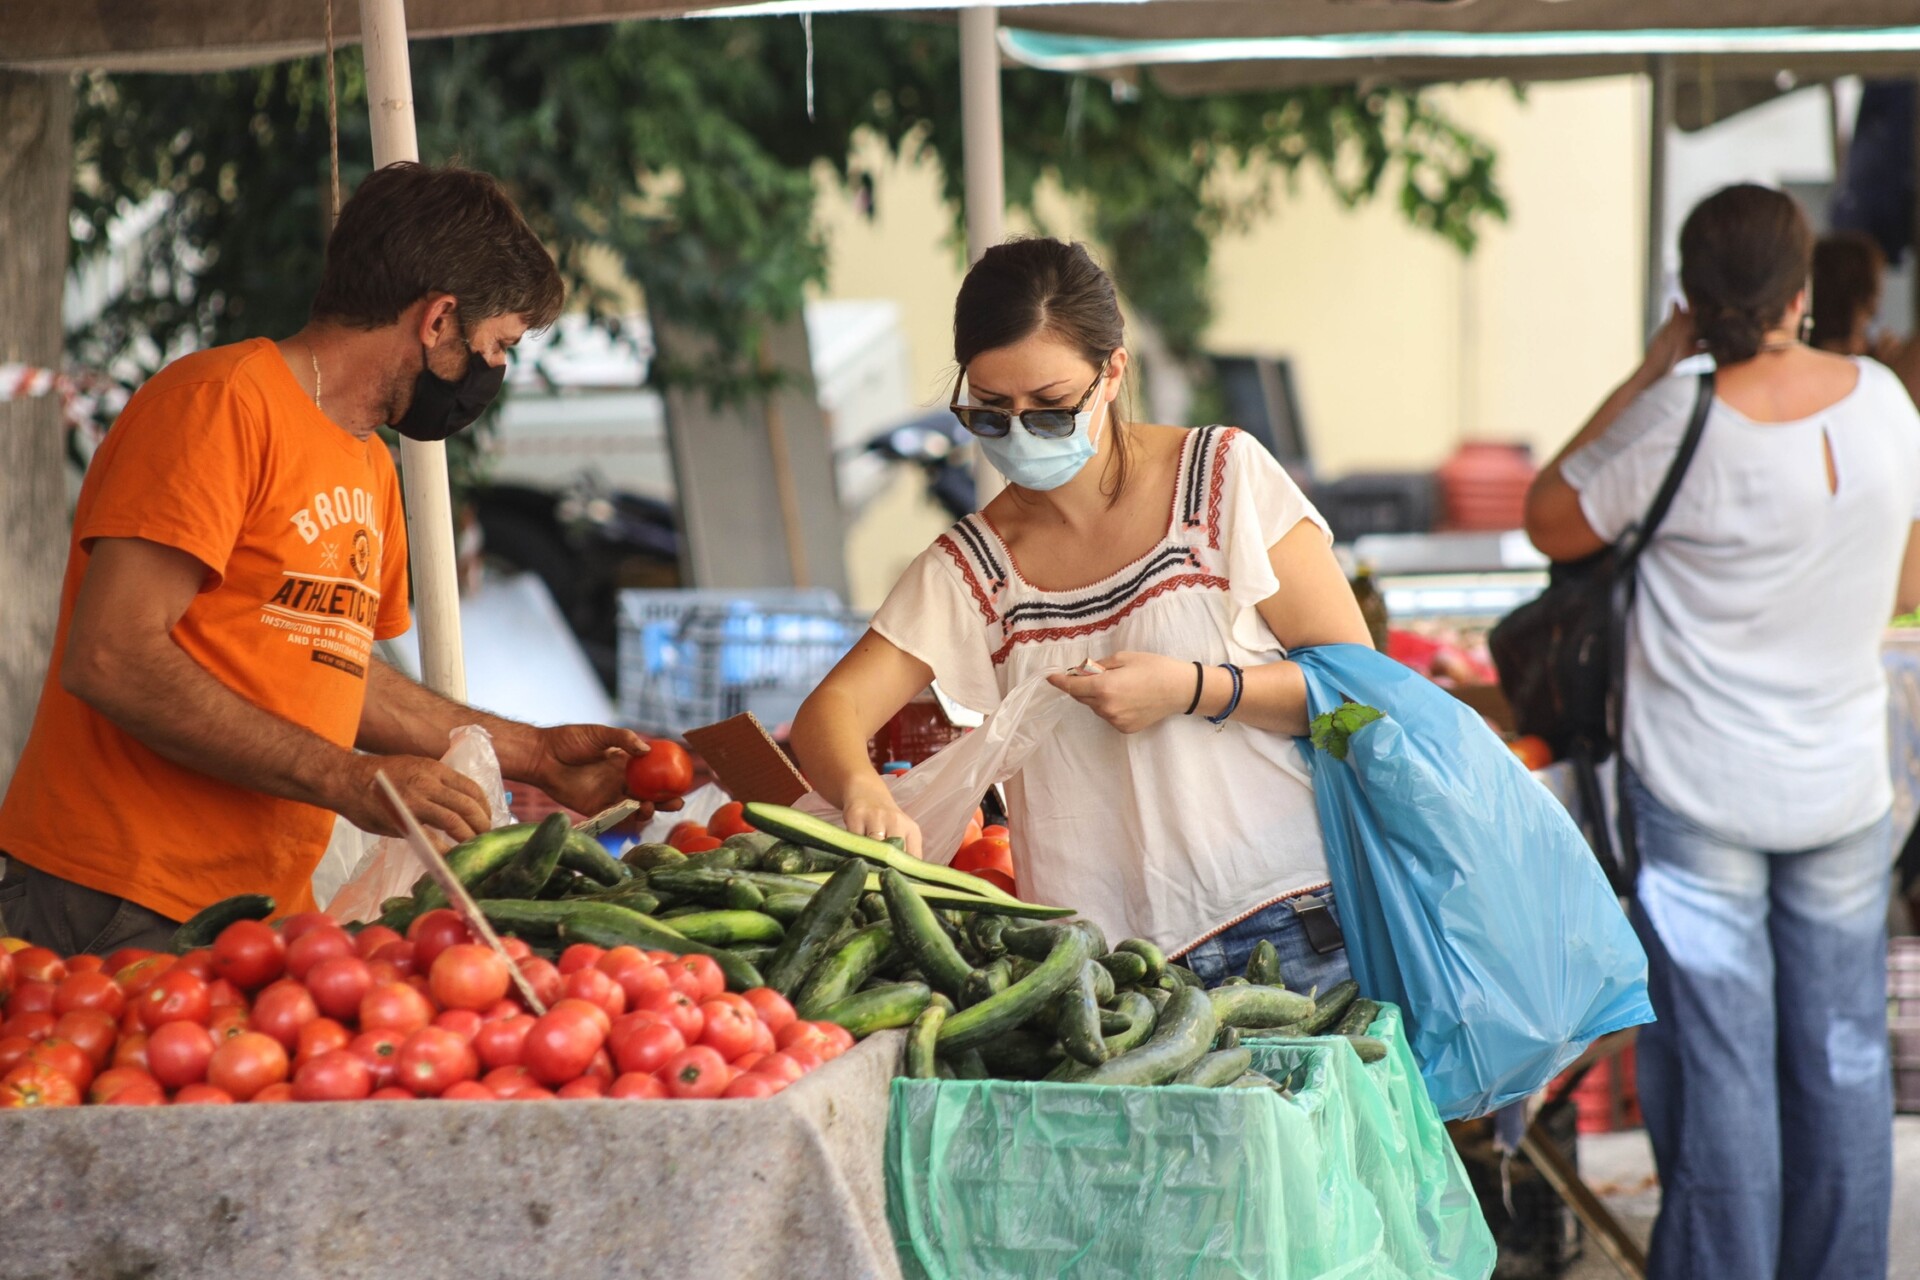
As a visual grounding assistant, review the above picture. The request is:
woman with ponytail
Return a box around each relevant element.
[1527,184,1920,1280]
[792,237,1374,995]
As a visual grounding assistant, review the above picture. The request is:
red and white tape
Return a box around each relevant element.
[0,363,64,402]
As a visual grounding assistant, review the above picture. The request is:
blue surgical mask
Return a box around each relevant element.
[978,399,1105,491]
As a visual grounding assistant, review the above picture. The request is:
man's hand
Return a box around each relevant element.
[332,753,494,843]
[510,723,668,819]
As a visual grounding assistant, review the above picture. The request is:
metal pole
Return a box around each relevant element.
[360,0,467,701]
[961,6,1006,507]
[1644,55,1674,340]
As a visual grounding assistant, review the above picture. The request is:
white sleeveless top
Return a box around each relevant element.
[870,427,1333,954]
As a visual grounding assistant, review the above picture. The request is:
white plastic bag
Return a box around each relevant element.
[324,725,515,923]
[796,673,1073,863]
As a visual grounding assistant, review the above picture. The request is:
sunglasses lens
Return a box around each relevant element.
[1023,411,1079,439]
[954,408,1012,438]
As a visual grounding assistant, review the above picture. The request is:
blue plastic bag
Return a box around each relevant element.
[1292,644,1654,1120]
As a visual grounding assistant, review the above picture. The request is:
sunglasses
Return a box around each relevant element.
[951,364,1110,439]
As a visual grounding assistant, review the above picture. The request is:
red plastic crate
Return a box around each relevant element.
[868,692,966,771]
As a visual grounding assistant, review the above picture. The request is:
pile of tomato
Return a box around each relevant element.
[0,909,851,1110]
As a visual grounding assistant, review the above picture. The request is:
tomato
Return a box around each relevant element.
[557,944,606,976]
[285,927,356,982]
[304,954,374,1022]
[731,1051,767,1074]
[816,1021,856,1058]
[1507,734,1556,772]
[277,912,337,945]
[205,978,248,1011]
[205,1031,288,1101]
[522,1005,607,1086]
[515,957,563,1010]
[53,970,126,1019]
[665,821,709,851]
[556,1076,607,1099]
[698,1000,759,1062]
[981,824,1010,841]
[369,940,417,979]
[406,910,473,972]
[13,946,66,985]
[429,1010,480,1044]
[473,1014,535,1070]
[600,953,671,1009]
[747,1019,777,1057]
[953,836,1014,881]
[0,1035,37,1075]
[499,936,532,962]
[481,998,522,1022]
[625,739,693,804]
[584,1047,616,1082]
[396,1026,479,1097]
[146,1020,217,1089]
[353,925,404,960]
[2,1012,57,1046]
[65,954,104,974]
[208,1007,250,1044]
[0,948,11,1006]
[482,1064,534,1095]
[741,987,796,1033]
[661,1045,729,1099]
[775,1021,838,1062]
[670,955,726,1003]
[212,921,286,991]
[368,1086,414,1100]
[247,980,318,1050]
[430,944,511,1013]
[723,1072,779,1099]
[500,1083,556,1101]
[959,819,984,852]
[110,954,176,997]
[172,950,217,982]
[294,1017,352,1067]
[753,1052,807,1085]
[675,834,724,854]
[101,948,155,978]
[706,801,755,839]
[27,1038,95,1091]
[1,1063,80,1108]
[7,979,57,1018]
[100,1080,168,1105]
[138,970,212,1030]
[293,1048,373,1102]
[348,1030,404,1090]
[358,981,434,1035]
[605,1071,666,1100]
[172,1083,235,1105]
[51,1010,119,1069]
[560,967,626,1019]
[111,1032,150,1072]
[637,988,704,1044]
[251,1082,297,1103]
[440,1080,496,1101]
[88,1066,162,1104]
[781,1045,823,1073]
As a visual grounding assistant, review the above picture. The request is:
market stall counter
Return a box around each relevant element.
[1,1030,907,1280]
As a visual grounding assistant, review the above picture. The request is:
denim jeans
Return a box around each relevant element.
[1625,771,1893,1280]
[1178,890,1352,996]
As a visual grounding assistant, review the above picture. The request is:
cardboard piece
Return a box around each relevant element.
[685,713,811,805]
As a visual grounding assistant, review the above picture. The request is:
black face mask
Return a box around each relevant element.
[391,334,505,442]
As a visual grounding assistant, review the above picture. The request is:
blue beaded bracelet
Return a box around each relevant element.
[1206,663,1245,725]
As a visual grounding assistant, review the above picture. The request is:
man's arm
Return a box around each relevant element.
[64,537,493,839]
[361,658,651,818]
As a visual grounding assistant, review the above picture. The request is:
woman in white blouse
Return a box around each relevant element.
[790,238,1372,992]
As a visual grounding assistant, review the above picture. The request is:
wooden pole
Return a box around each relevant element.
[760,341,811,588]
[1644,55,1674,341]
[360,0,467,701]
[961,6,1006,508]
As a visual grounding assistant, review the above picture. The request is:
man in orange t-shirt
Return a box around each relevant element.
[0,163,660,954]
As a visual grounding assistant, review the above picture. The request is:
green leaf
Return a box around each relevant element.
[1308,701,1384,761]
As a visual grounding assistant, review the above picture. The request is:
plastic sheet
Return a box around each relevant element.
[886,1004,1494,1280]
[1292,644,1654,1120]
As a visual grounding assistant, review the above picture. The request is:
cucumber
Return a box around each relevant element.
[1079,985,1217,1087]
[1214,1025,1242,1051]
[794,923,895,1019]
[792,872,1073,920]
[721,832,781,865]
[860,891,890,922]
[743,803,1023,903]
[722,878,766,911]
[1104,991,1159,1056]
[760,892,814,925]
[476,811,570,900]
[652,866,823,900]
[905,1004,947,1079]
[762,845,809,876]
[882,868,975,999]
[938,927,1094,1055]
[414,824,538,911]
[816,981,930,1038]
[1209,984,1316,1029]
[1165,963,1204,989]
[540,868,597,899]
[1245,939,1283,987]
[681,846,742,871]
[1116,938,1166,985]
[969,914,1011,958]
[1239,1020,1309,1039]
[1173,1047,1254,1089]
[963,958,1012,1006]
[1052,962,1109,1067]
[1302,979,1360,1036]
[763,858,867,997]
[1216,976,1251,987]
[577,886,662,916]
[1097,952,1150,987]
[952,1048,991,1080]
[729,944,778,969]
[168,894,275,953]
[487,900,762,990]
[1335,997,1381,1038]
[1144,987,1173,1015]
[622,843,686,872]
[977,1029,1064,1079]
[1087,960,1115,1005]
[658,910,785,948]
[1345,1034,1389,1064]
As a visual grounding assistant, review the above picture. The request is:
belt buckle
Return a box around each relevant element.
[1288,894,1345,955]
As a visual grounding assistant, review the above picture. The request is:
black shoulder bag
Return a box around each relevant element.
[1488,371,1712,894]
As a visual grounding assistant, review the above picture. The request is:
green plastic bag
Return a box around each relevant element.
[886,1003,1493,1280]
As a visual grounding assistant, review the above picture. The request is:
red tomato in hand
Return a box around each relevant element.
[359,981,434,1035]
[304,955,374,1022]
[138,971,212,1030]
[706,801,755,839]
[523,1005,607,1086]
[147,1020,217,1089]
[248,980,318,1050]
[349,1030,404,1090]
[52,1010,119,1070]
[285,927,356,982]
[406,910,473,972]
[212,921,286,991]
[698,1000,759,1062]
[1,1064,80,1108]
[624,739,694,804]
[473,1014,535,1070]
[53,970,126,1019]
[741,988,796,1033]
[608,1071,669,1100]
[205,1031,288,1102]
[430,945,511,1013]
[612,1020,686,1076]
[293,1048,373,1102]
[661,1045,730,1099]
[294,1017,353,1068]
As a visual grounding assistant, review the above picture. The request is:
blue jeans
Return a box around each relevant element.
[1178,891,1353,995]
[1625,770,1893,1280]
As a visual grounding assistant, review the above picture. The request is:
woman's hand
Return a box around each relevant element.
[1047,651,1193,735]
[841,773,923,858]
[1634,305,1700,387]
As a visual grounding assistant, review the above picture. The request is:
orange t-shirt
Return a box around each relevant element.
[0,339,410,922]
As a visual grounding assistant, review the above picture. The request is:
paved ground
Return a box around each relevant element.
[1560,1116,1920,1279]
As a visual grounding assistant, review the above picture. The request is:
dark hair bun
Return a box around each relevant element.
[1678,185,1813,367]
